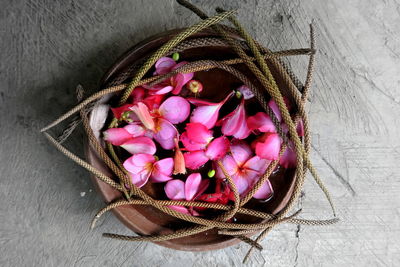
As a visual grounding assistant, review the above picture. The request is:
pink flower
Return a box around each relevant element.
[180,123,213,151]
[252,133,282,160]
[123,154,174,188]
[103,123,146,146]
[188,92,234,129]
[217,98,250,139]
[197,178,234,206]
[130,96,190,149]
[164,173,209,215]
[145,57,194,95]
[216,141,273,199]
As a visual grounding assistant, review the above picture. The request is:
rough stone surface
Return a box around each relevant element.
[1,0,399,266]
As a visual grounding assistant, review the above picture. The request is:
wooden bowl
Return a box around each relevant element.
[87,29,297,251]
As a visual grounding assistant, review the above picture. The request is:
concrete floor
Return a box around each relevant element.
[1,0,399,266]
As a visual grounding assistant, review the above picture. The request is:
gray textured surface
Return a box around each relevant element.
[1,0,399,266]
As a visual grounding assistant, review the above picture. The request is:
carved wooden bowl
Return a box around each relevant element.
[87,29,297,251]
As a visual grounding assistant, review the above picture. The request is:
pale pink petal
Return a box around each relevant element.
[247,112,277,133]
[127,170,151,188]
[230,141,253,166]
[144,83,174,95]
[253,180,274,200]
[164,179,185,200]
[151,158,174,183]
[180,132,207,151]
[121,136,157,155]
[155,57,176,75]
[154,119,178,150]
[185,123,213,144]
[159,96,190,124]
[268,99,282,122]
[130,102,155,131]
[103,128,132,146]
[205,136,230,160]
[185,173,202,201]
[237,85,254,100]
[220,99,250,139]
[215,155,238,178]
[232,175,250,195]
[254,133,282,160]
[123,154,155,174]
[280,142,297,169]
[124,123,146,137]
[244,156,270,173]
[183,151,209,170]
[171,73,194,95]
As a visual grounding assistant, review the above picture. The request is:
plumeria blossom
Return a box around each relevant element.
[197,178,235,206]
[164,173,209,215]
[215,141,273,199]
[188,91,234,129]
[123,154,174,188]
[252,133,282,161]
[144,57,194,95]
[180,123,230,170]
[217,98,250,139]
[130,96,190,149]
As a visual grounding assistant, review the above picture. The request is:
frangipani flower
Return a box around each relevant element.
[103,123,146,146]
[123,154,174,188]
[216,141,273,199]
[130,96,190,149]
[252,133,282,160]
[164,173,209,215]
[188,92,234,129]
[217,98,250,139]
[180,123,213,151]
[145,57,194,95]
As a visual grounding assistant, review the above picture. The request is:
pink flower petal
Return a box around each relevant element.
[297,120,304,137]
[253,180,274,200]
[154,119,178,150]
[171,73,194,95]
[268,99,282,122]
[123,154,155,175]
[247,112,277,133]
[121,136,157,155]
[230,141,253,167]
[127,170,151,188]
[167,205,190,214]
[185,173,202,201]
[193,179,210,200]
[144,83,174,95]
[155,57,176,75]
[142,95,165,110]
[103,128,132,146]
[220,99,250,139]
[185,123,213,144]
[215,155,238,178]
[164,179,185,200]
[244,156,270,173]
[183,151,209,170]
[180,132,207,151]
[232,174,250,195]
[130,102,155,131]
[124,123,146,137]
[189,92,233,129]
[237,85,254,100]
[205,136,230,160]
[159,96,190,124]
[280,142,297,169]
[254,133,282,160]
[151,157,174,182]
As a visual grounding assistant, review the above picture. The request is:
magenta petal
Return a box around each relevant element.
[247,112,277,133]
[253,180,274,200]
[280,142,297,169]
[268,99,282,122]
[183,151,209,170]
[184,173,202,201]
[124,123,146,137]
[171,73,194,95]
[155,57,176,75]
[221,99,250,139]
[215,155,238,178]
[145,84,174,95]
[230,141,253,166]
[151,158,174,182]
[190,104,221,129]
[103,128,132,146]
[205,136,230,160]
[167,205,190,214]
[254,133,282,160]
[121,136,157,155]
[244,156,270,173]
[297,120,304,137]
[186,123,213,144]
[154,119,178,150]
[159,96,190,124]
[165,179,185,200]
[180,132,207,151]
[194,179,210,199]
